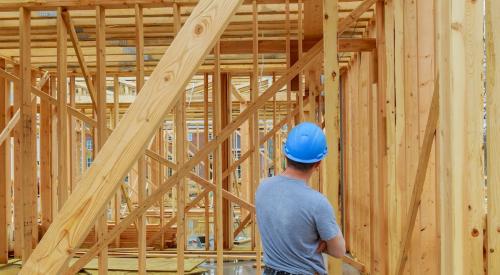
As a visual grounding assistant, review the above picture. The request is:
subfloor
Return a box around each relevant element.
[0,259,361,275]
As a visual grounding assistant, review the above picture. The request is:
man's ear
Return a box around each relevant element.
[313,161,321,169]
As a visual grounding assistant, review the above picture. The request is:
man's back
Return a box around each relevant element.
[255,175,340,275]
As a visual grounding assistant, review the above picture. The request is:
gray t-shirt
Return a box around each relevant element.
[255,175,340,275]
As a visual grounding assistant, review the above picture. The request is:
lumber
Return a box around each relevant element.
[486,0,500,272]
[175,6,187,272]
[436,0,485,274]
[0,58,7,264]
[213,40,224,275]
[338,0,376,36]
[19,1,244,274]
[395,82,439,275]
[19,7,35,261]
[61,10,98,111]
[322,0,343,273]
[0,109,20,146]
[57,7,70,210]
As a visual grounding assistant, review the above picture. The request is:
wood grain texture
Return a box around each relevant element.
[19,1,243,273]
[437,0,485,274]
[486,0,500,272]
[323,0,343,273]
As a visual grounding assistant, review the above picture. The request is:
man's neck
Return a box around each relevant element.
[281,167,312,182]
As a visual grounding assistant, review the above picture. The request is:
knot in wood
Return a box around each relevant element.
[164,71,174,82]
[471,228,479,237]
[194,23,205,36]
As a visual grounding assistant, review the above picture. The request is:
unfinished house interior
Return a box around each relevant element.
[0,0,498,274]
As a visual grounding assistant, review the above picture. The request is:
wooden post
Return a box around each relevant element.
[203,72,210,251]
[213,41,224,275]
[322,0,342,273]
[57,7,69,211]
[220,72,231,249]
[175,92,186,275]
[486,0,500,272]
[113,76,120,248]
[96,5,108,274]
[19,7,34,261]
[437,0,485,274]
[0,58,7,264]
[40,77,52,234]
[135,3,147,274]
[69,76,77,191]
[251,1,262,272]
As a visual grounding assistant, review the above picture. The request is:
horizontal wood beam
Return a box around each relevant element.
[0,0,299,11]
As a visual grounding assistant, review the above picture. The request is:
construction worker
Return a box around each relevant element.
[256,122,346,275]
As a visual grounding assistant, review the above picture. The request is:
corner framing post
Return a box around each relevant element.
[322,0,342,274]
[486,0,500,272]
[135,3,147,274]
[96,5,109,274]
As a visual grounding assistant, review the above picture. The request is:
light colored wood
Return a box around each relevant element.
[175,50,187,275]
[338,0,376,36]
[61,10,98,111]
[396,83,439,275]
[95,5,109,274]
[213,40,224,275]
[323,0,342,273]
[57,7,70,211]
[0,109,20,146]
[486,0,500,272]
[68,35,323,275]
[19,7,35,261]
[134,4,147,274]
[203,72,210,252]
[69,76,78,192]
[251,1,262,273]
[40,76,53,233]
[0,57,7,264]
[437,0,485,274]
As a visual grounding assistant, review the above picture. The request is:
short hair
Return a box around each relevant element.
[286,157,318,172]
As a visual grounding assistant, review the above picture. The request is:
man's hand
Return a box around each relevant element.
[316,240,327,253]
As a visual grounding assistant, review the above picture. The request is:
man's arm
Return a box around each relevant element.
[314,196,346,258]
[325,231,346,258]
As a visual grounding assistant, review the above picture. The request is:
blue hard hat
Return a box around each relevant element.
[284,122,328,163]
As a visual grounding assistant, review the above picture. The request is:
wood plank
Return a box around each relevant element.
[322,0,343,273]
[19,7,34,261]
[95,5,109,274]
[40,77,53,234]
[174,3,187,271]
[0,57,7,264]
[57,7,70,210]
[436,0,485,274]
[486,0,500,272]
[396,82,438,275]
[213,40,224,275]
[61,10,98,111]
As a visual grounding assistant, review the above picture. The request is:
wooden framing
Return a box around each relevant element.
[20,1,244,273]
[0,1,496,275]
